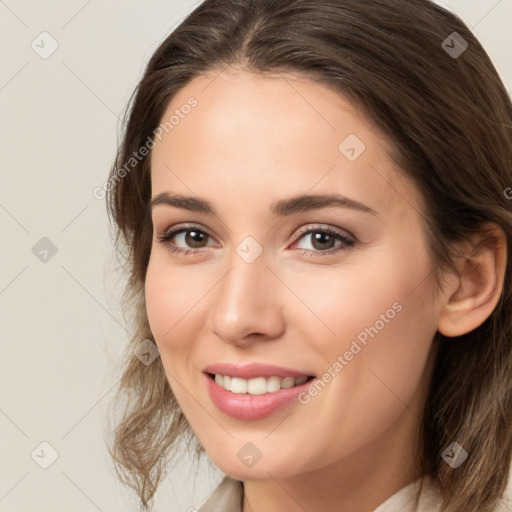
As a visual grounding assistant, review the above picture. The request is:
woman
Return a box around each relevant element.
[105,1,512,511]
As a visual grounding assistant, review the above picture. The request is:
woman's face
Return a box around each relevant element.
[146,69,444,481]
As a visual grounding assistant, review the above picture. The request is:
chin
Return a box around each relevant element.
[210,452,302,481]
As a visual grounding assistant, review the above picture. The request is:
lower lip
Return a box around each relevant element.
[204,373,316,420]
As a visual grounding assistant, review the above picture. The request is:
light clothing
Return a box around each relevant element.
[197,473,512,512]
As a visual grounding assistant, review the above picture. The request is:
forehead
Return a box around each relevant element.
[150,69,424,223]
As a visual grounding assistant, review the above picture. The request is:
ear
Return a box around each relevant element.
[437,223,507,337]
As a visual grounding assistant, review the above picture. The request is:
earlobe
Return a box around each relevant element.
[437,223,507,337]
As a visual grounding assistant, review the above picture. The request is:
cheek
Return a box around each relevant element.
[293,251,420,357]
[144,255,194,351]
[297,240,435,393]
[145,259,168,342]
[286,273,434,463]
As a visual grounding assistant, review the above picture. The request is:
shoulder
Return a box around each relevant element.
[197,475,244,512]
[418,474,512,512]
[196,473,512,512]
[373,474,443,512]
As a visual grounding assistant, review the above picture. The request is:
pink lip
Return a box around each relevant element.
[204,373,316,420]
[203,361,315,379]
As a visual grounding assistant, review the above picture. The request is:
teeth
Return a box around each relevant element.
[295,376,308,385]
[213,374,310,394]
[230,377,248,393]
[266,376,281,393]
[281,377,295,388]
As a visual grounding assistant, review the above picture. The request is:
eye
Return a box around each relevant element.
[156,225,215,256]
[155,224,355,257]
[291,225,355,257]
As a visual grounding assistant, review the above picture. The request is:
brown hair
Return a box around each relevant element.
[105,1,512,510]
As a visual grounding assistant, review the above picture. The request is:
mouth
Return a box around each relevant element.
[202,361,318,419]
[203,364,318,420]
[206,372,316,395]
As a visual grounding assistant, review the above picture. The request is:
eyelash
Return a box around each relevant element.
[156,224,355,258]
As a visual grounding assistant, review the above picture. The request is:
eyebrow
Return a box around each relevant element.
[150,192,379,217]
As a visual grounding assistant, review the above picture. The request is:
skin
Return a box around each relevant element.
[145,68,506,512]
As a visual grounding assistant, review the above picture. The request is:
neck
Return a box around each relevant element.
[240,340,439,512]
[242,410,423,512]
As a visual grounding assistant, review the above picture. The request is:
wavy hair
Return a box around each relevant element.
[105,1,512,510]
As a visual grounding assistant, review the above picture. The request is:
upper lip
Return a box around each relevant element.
[203,362,315,379]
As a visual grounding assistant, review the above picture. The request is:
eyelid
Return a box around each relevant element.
[155,223,217,245]
[156,222,356,255]
[156,223,353,242]
[292,224,355,242]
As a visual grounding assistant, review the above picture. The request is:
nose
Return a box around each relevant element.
[206,250,286,347]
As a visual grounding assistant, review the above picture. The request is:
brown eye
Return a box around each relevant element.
[309,231,337,251]
[292,226,355,257]
[156,226,215,255]
[182,230,208,248]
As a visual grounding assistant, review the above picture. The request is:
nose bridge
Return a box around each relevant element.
[206,240,284,344]
[220,232,270,304]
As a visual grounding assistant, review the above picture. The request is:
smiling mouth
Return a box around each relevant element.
[206,372,315,395]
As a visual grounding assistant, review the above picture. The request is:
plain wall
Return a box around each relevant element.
[0,1,511,510]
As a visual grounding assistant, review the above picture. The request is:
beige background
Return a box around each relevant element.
[0,1,511,511]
